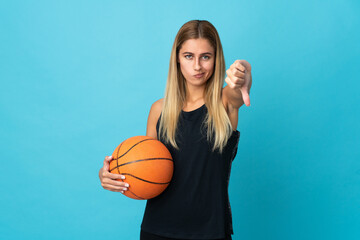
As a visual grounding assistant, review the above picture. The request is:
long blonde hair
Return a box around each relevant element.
[159,20,233,153]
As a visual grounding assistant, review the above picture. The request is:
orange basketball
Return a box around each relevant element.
[109,136,173,200]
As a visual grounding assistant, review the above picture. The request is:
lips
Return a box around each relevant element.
[194,73,205,78]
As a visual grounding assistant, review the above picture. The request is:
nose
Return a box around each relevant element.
[193,57,201,71]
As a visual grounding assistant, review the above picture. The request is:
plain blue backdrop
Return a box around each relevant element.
[1,0,359,239]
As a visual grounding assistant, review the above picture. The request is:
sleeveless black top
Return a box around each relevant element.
[141,104,240,239]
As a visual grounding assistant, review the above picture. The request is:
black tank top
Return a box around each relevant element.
[141,104,240,239]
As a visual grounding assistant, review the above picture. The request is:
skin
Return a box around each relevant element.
[178,38,215,109]
[99,38,252,193]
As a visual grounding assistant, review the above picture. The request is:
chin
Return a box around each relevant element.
[186,79,208,87]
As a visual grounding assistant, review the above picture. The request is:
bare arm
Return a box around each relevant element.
[146,98,164,139]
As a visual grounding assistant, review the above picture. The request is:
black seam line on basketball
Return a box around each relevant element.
[119,173,171,184]
[116,142,123,175]
[127,189,146,200]
[114,138,157,161]
[109,158,173,172]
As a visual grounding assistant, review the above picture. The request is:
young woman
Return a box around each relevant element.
[99,20,252,240]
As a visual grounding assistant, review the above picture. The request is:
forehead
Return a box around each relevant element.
[179,38,214,53]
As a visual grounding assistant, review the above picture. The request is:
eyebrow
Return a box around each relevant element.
[182,52,213,55]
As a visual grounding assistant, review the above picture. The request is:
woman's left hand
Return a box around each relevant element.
[225,60,252,106]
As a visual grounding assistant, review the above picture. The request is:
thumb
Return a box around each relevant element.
[240,88,250,107]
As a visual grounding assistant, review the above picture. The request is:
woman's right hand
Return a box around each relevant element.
[99,155,130,193]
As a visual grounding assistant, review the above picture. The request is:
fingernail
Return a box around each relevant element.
[121,191,124,193]
[121,176,125,179]
[125,183,129,187]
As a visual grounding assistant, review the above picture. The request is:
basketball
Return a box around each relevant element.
[109,136,173,200]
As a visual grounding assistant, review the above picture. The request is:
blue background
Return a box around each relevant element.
[1,0,359,239]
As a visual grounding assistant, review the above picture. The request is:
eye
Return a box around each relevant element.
[185,55,192,59]
[202,55,210,60]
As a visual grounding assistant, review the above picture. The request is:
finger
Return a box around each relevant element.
[102,178,129,188]
[226,68,233,78]
[227,68,245,86]
[232,68,245,78]
[236,60,251,72]
[101,183,127,192]
[232,72,245,86]
[103,156,113,171]
[225,76,236,89]
[104,178,130,188]
[233,77,245,86]
[234,61,246,72]
[228,72,245,86]
[104,155,113,163]
[103,171,126,180]
[225,76,243,89]
[240,88,251,106]
[102,183,127,190]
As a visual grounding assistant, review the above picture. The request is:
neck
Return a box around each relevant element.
[184,83,206,106]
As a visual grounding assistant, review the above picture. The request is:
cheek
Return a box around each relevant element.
[180,61,192,75]
[205,61,215,73]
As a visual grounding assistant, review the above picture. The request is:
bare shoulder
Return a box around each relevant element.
[221,87,239,131]
[146,98,164,139]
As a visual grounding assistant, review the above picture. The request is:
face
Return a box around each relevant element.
[177,38,215,88]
